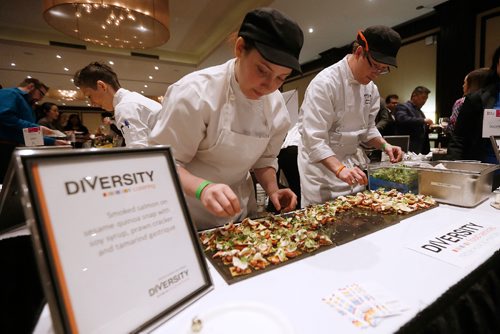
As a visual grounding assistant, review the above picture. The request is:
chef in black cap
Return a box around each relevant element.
[150,8,304,230]
[297,25,404,206]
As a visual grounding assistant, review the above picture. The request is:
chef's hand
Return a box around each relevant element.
[384,144,403,163]
[269,188,297,213]
[337,166,368,186]
[200,183,241,217]
[55,139,71,146]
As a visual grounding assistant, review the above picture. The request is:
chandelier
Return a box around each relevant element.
[42,0,170,49]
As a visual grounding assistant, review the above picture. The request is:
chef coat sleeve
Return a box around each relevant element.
[300,78,337,163]
[252,98,290,171]
[149,84,207,164]
[115,102,153,148]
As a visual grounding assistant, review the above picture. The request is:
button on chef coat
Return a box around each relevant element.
[112,88,162,147]
[150,59,290,230]
[297,55,381,206]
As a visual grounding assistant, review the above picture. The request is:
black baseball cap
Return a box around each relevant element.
[238,8,304,73]
[358,25,401,67]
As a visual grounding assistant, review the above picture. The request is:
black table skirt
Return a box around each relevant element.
[397,250,500,334]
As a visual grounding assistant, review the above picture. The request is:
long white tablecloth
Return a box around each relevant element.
[34,196,500,334]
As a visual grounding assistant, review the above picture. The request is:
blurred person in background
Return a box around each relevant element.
[448,67,489,133]
[395,86,433,154]
[37,102,60,130]
[375,94,398,136]
[0,78,67,183]
[64,114,89,134]
[447,45,500,189]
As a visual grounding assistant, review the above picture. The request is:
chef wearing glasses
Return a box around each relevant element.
[297,26,404,206]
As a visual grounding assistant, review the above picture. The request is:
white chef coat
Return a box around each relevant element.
[297,55,381,206]
[282,122,301,149]
[149,59,290,230]
[113,88,162,147]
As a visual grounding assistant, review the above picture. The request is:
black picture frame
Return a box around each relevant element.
[13,146,212,333]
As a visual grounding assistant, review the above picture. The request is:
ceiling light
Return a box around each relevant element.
[10,63,16,67]
[154,66,159,70]
[56,54,62,59]
[308,27,314,33]
[27,75,32,79]
[141,90,144,94]
[64,67,69,71]
[148,75,153,79]
[43,1,170,49]
[108,60,114,65]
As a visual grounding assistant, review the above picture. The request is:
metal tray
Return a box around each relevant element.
[416,161,498,207]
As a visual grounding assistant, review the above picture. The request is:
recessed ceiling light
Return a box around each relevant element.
[56,54,62,59]
[154,66,159,70]
[148,75,153,79]
[62,103,66,106]
[27,75,32,78]
[70,78,74,82]
[10,63,16,67]
[64,67,69,71]
[141,90,144,94]
[308,27,314,33]
[108,60,114,65]
[144,84,148,88]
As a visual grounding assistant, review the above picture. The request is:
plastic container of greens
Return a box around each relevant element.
[368,164,419,194]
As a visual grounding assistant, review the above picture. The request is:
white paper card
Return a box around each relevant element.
[23,126,44,146]
[482,109,500,138]
[407,219,500,268]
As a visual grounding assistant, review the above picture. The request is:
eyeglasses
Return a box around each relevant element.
[364,52,390,75]
[37,88,47,98]
[357,30,390,75]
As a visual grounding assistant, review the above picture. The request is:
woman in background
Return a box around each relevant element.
[448,67,489,133]
[64,114,89,134]
[36,102,59,130]
[447,45,500,189]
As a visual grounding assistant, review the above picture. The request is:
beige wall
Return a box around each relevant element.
[481,12,500,67]
[375,37,437,121]
[282,71,319,107]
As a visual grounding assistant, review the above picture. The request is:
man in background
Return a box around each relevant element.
[375,94,398,136]
[73,62,161,148]
[395,86,433,154]
[0,78,66,183]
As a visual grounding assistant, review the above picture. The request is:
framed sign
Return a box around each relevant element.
[13,146,212,333]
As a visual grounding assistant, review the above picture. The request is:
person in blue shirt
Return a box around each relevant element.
[0,78,68,183]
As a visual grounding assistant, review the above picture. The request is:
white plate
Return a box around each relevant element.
[185,302,295,334]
